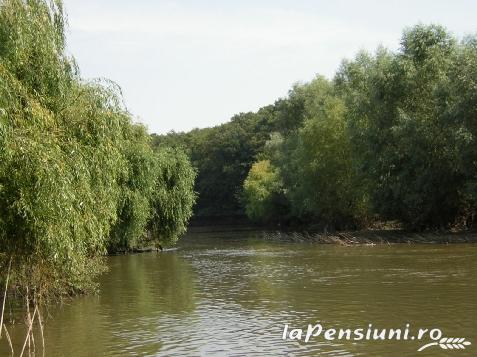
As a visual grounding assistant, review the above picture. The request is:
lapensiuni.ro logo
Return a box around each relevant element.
[282,323,471,352]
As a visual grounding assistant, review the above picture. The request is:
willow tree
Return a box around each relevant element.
[149,148,197,246]
[0,0,118,301]
[0,0,196,353]
[109,124,157,252]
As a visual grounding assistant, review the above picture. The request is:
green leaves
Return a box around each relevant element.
[149,148,196,246]
[0,0,196,301]
[339,25,476,229]
[241,25,476,230]
[243,160,285,222]
[244,77,369,228]
[152,108,277,218]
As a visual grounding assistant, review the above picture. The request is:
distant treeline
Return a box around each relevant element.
[153,24,477,231]
[0,0,195,309]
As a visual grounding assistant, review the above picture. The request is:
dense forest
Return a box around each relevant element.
[153,24,477,231]
[1,0,475,354]
[0,0,195,337]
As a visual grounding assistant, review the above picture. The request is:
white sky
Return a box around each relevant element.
[63,0,477,134]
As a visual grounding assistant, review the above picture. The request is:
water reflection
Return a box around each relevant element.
[0,232,476,356]
[40,253,196,356]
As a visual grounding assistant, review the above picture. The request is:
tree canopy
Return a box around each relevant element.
[0,0,196,306]
[156,24,477,231]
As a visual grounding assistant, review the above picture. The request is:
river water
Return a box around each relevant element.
[1,230,476,356]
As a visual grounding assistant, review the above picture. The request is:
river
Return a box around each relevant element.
[1,229,476,356]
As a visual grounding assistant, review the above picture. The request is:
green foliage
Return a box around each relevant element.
[154,24,477,231]
[152,107,277,217]
[0,0,120,298]
[0,0,196,303]
[242,160,287,222]
[109,124,156,251]
[241,77,369,228]
[448,35,477,215]
[337,24,476,229]
[149,148,197,246]
[285,77,368,227]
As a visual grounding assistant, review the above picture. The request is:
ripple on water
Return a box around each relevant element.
[2,235,475,356]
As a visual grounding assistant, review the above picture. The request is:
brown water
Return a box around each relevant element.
[1,230,476,356]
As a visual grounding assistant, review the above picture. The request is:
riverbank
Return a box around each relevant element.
[110,226,477,256]
[186,219,477,245]
[260,229,477,245]
[109,247,179,255]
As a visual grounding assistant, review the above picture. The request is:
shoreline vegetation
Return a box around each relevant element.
[0,1,196,354]
[260,229,477,245]
[0,0,476,355]
[186,222,477,245]
[154,23,477,235]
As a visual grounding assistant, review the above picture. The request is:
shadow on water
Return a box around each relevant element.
[1,230,476,356]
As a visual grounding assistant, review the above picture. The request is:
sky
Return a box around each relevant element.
[63,0,477,134]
